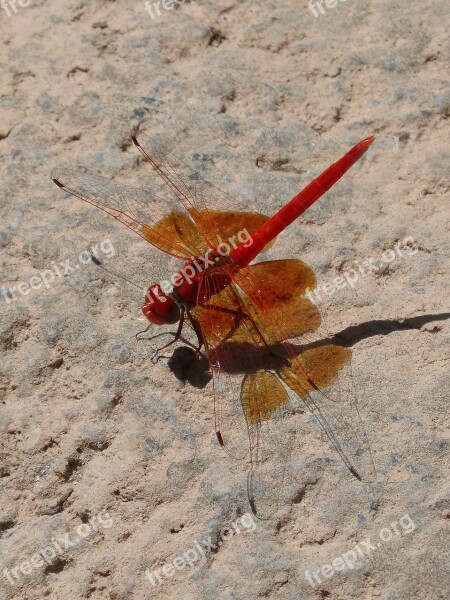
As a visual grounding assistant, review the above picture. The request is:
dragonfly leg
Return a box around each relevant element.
[203,303,251,344]
[186,308,204,357]
[149,306,186,363]
[136,324,152,341]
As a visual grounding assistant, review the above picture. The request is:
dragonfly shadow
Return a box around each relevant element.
[167,346,211,388]
[283,312,450,356]
[327,312,450,349]
[167,312,449,386]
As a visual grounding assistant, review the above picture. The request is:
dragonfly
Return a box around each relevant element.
[52,129,375,517]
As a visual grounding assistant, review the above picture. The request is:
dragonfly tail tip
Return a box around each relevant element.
[361,135,375,149]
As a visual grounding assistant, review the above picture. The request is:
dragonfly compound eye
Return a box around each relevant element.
[142,285,179,324]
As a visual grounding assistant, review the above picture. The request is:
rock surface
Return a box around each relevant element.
[0,1,449,599]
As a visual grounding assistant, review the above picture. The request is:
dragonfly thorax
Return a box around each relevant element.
[176,253,234,305]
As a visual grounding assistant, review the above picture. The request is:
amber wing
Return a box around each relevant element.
[195,259,374,517]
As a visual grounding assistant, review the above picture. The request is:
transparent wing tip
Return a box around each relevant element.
[52,176,64,189]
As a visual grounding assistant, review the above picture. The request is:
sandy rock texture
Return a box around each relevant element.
[0,0,449,599]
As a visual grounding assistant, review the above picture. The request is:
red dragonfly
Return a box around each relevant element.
[52,130,375,517]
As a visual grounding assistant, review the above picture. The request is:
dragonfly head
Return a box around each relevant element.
[142,284,180,325]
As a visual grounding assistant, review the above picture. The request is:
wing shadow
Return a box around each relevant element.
[168,312,450,386]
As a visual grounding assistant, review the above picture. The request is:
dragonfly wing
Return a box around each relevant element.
[232,259,376,483]
[242,369,298,518]
[232,258,321,342]
[277,347,375,482]
[194,270,302,516]
[132,129,277,250]
[52,168,206,258]
[199,210,276,252]
[194,272,253,460]
[54,132,276,258]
